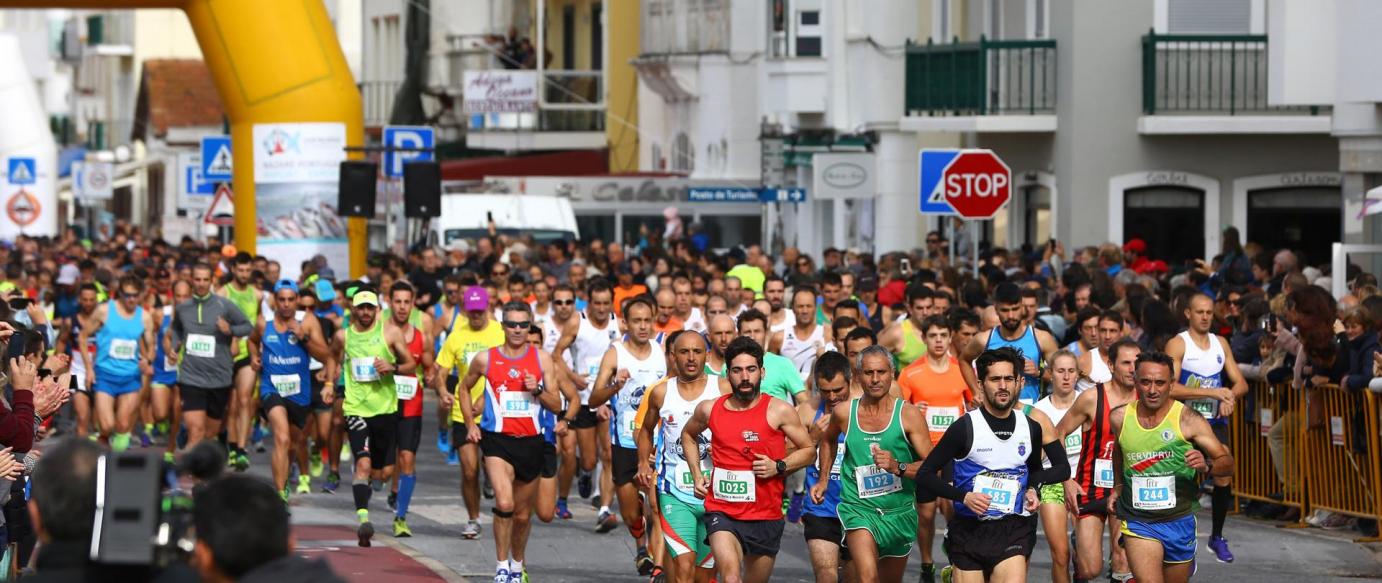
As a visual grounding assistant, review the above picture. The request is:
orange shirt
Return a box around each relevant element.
[612,284,649,318]
[654,315,683,335]
[898,355,972,444]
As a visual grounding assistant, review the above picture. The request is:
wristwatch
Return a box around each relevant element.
[895,461,909,477]
[775,459,787,476]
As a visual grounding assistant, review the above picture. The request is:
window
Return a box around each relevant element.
[592,3,603,70]
[794,10,821,57]
[562,5,575,70]
[672,133,694,172]
[1125,186,1205,264]
[1165,0,1253,34]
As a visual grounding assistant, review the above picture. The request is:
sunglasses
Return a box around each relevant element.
[492,270,509,276]
[553,299,575,306]
[502,320,531,329]
[120,292,140,300]
[445,288,461,295]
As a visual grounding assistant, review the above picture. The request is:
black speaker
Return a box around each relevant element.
[338,161,378,217]
[404,161,442,218]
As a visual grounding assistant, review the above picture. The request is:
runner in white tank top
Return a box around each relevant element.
[1076,347,1112,393]
[780,324,825,383]
[572,312,619,405]
[769,308,796,336]
[658,373,720,500]
[1175,329,1226,419]
[609,341,667,449]
[682,307,707,333]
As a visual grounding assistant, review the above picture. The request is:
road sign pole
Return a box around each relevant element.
[971,219,979,270]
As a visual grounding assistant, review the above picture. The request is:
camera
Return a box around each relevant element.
[89,444,222,568]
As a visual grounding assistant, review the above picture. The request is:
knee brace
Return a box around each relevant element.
[492,507,514,519]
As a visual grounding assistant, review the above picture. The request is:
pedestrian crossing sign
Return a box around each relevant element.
[201,136,233,182]
[6,158,35,186]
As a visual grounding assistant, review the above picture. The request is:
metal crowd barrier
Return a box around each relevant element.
[1297,384,1382,542]
[1229,381,1307,524]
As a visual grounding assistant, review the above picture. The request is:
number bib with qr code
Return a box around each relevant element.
[109,339,138,360]
[974,474,1021,515]
[499,390,536,417]
[1094,458,1115,489]
[712,469,755,503]
[270,374,301,398]
[395,375,419,400]
[350,357,379,382]
[855,464,902,499]
[187,334,216,358]
[1132,476,1175,510]
[927,406,961,432]
[674,458,711,494]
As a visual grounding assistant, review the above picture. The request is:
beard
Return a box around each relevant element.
[1001,318,1023,333]
[732,380,760,403]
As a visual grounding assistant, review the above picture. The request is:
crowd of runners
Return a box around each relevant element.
[3,222,1372,583]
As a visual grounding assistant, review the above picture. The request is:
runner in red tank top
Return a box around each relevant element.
[384,282,437,538]
[679,337,815,583]
[1055,340,1141,583]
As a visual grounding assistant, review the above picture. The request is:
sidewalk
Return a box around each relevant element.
[293,524,465,583]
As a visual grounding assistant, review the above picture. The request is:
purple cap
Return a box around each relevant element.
[462,286,489,311]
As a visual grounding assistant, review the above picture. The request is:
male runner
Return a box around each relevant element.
[432,275,465,456]
[735,309,806,405]
[681,337,816,583]
[220,252,263,470]
[879,285,933,369]
[798,352,856,583]
[705,315,736,375]
[331,289,417,547]
[815,345,933,583]
[436,285,504,539]
[764,276,794,335]
[966,283,1059,405]
[910,347,1070,583]
[1065,307,1101,358]
[552,280,622,531]
[300,284,345,490]
[1055,339,1142,583]
[589,296,667,572]
[654,288,684,335]
[1110,351,1231,583]
[638,331,727,583]
[543,283,580,520]
[1164,292,1247,563]
[58,283,101,437]
[457,301,565,583]
[673,277,706,333]
[384,281,437,537]
[771,287,829,383]
[1033,350,1084,583]
[80,275,157,452]
[1076,310,1122,393]
[170,264,254,447]
[154,280,191,459]
[896,315,973,582]
[248,280,332,500]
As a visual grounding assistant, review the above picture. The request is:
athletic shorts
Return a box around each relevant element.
[346,414,398,470]
[611,445,641,486]
[261,393,309,429]
[233,357,252,374]
[703,511,785,557]
[396,415,422,453]
[180,385,232,420]
[661,495,714,567]
[451,422,474,449]
[479,430,546,483]
[1120,514,1197,564]
[802,513,852,560]
[542,441,558,479]
[309,376,332,412]
[839,502,917,559]
[150,375,177,389]
[1039,483,1066,506]
[570,405,600,430]
[944,515,1038,573]
[93,373,141,397]
[915,461,955,503]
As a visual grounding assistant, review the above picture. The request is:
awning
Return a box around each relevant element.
[441,149,608,181]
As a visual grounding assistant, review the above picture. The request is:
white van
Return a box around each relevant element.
[431,193,580,245]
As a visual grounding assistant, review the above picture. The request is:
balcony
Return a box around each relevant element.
[901,37,1057,133]
[465,70,606,151]
[1139,32,1329,134]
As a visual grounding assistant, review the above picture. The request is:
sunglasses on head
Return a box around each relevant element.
[502,319,531,329]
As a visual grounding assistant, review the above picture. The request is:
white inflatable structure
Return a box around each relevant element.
[0,33,57,238]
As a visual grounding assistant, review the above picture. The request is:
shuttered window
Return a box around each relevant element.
[1167,0,1251,34]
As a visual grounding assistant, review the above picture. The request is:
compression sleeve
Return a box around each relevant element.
[1026,417,1071,486]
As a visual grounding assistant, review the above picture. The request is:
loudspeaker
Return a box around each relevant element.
[403,161,442,218]
[338,161,378,217]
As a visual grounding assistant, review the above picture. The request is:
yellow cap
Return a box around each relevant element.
[352,291,379,307]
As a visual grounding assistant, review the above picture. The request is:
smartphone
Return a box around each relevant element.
[900,258,912,276]
[1261,313,1277,333]
[7,298,30,311]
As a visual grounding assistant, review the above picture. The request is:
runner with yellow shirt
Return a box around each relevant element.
[435,285,504,540]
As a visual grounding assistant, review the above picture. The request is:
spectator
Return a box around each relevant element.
[193,475,344,583]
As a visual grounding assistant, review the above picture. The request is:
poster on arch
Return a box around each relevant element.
[252,122,348,280]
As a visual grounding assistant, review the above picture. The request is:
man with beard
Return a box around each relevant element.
[638,331,728,583]
[552,281,621,532]
[680,337,816,583]
[382,281,437,538]
[171,264,255,447]
[589,297,667,575]
[220,252,264,471]
[797,352,857,583]
[736,309,806,405]
[966,283,1059,405]
[1076,310,1122,393]
[814,345,933,583]
[911,347,1069,583]
[764,276,794,336]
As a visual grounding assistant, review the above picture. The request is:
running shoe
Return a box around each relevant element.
[462,520,482,540]
[1207,536,1235,563]
[357,521,374,547]
[232,451,250,472]
[323,471,340,494]
[635,547,654,576]
[555,498,573,520]
[309,452,324,477]
[163,451,175,464]
[578,471,593,499]
[139,432,153,449]
[393,517,412,538]
[280,487,290,503]
[786,492,805,523]
[506,569,523,583]
[919,563,936,583]
[447,448,460,465]
[649,566,666,583]
[1320,513,1357,531]
[492,569,510,583]
[940,565,953,583]
[372,479,385,492]
[296,475,312,495]
[388,492,398,510]
[437,427,450,454]
[596,508,619,533]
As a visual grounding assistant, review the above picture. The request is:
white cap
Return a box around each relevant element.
[57,264,79,286]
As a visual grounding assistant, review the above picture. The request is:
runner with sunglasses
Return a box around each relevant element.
[79,275,156,452]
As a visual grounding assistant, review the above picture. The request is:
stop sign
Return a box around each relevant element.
[942,150,1011,219]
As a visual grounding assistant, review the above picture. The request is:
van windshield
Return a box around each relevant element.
[444,229,576,244]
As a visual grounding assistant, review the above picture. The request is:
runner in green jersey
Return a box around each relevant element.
[1108,351,1231,583]
[220,253,263,471]
[814,345,933,583]
[330,290,418,547]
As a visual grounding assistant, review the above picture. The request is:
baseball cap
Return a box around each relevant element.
[56,264,79,285]
[314,279,337,302]
[273,279,299,294]
[1123,238,1147,254]
[462,286,489,311]
[317,266,336,281]
[352,291,379,307]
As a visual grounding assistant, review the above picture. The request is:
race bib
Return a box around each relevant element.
[855,464,902,499]
[712,468,755,503]
[395,375,419,400]
[1094,458,1115,489]
[927,406,961,432]
[186,334,216,358]
[499,390,536,418]
[830,446,845,479]
[1063,432,1082,458]
[675,458,711,493]
[1188,398,1218,420]
[973,473,1021,515]
[109,339,138,360]
[270,374,301,398]
[1132,475,1176,510]
[350,357,380,382]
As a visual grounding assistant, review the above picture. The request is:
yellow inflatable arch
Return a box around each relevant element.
[0,0,366,276]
